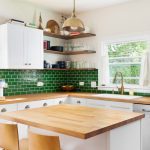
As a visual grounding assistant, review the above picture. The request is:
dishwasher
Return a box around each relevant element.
[134,104,150,150]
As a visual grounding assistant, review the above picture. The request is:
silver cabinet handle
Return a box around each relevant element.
[25,105,30,109]
[142,109,150,112]
[77,100,81,104]
[43,103,48,107]
[25,63,31,66]
[1,108,7,112]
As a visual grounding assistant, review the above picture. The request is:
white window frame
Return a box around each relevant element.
[98,34,150,93]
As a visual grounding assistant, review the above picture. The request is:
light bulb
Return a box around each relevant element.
[71,26,78,31]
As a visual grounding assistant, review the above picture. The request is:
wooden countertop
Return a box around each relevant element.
[69,93,150,105]
[0,92,149,105]
[0,93,68,104]
[0,104,144,139]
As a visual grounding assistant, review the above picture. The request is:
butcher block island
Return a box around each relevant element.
[0,104,144,150]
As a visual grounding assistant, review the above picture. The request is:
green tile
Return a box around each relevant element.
[0,69,149,96]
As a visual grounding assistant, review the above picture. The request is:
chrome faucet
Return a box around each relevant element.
[113,72,124,95]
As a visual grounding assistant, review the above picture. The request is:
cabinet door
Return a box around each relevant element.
[0,104,17,123]
[68,97,87,106]
[86,99,110,109]
[24,27,43,69]
[18,101,42,110]
[53,97,69,105]
[109,102,133,112]
[7,24,24,69]
[40,99,54,107]
[0,24,8,68]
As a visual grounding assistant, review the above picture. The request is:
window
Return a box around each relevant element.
[107,41,149,86]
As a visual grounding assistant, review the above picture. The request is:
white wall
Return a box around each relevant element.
[70,0,150,68]
[0,0,66,64]
[1,0,150,67]
[0,0,61,26]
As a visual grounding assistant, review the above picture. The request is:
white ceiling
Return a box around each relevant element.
[20,0,134,14]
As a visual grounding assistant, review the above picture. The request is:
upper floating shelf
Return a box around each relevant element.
[43,32,96,40]
[44,50,96,55]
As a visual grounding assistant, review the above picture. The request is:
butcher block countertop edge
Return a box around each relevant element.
[0,92,149,105]
[0,104,145,139]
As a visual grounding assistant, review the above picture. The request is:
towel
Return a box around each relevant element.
[140,50,150,87]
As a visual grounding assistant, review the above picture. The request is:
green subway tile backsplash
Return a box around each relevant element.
[0,69,99,96]
[66,70,98,93]
[0,70,67,96]
[0,69,149,96]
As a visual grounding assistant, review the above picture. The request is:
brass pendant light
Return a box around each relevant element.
[62,0,85,32]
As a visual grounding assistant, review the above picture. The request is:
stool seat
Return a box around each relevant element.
[0,123,61,150]
[29,132,61,150]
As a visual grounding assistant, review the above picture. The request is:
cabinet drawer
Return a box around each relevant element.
[18,101,42,110]
[86,99,110,109]
[0,104,17,113]
[53,97,68,105]
[40,99,54,107]
[69,97,87,106]
[0,104,17,123]
[110,102,133,112]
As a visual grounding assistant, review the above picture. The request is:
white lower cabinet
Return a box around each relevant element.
[109,101,133,112]
[40,99,54,107]
[53,97,69,105]
[18,101,42,110]
[86,99,133,112]
[39,97,68,107]
[86,99,111,109]
[0,104,17,123]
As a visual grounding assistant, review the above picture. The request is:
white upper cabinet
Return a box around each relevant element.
[7,24,24,69]
[24,27,43,69]
[0,23,43,69]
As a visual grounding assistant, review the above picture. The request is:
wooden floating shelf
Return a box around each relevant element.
[44,68,97,71]
[44,50,96,55]
[44,32,96,40]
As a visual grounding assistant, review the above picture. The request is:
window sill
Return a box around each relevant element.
[98,84,150,93]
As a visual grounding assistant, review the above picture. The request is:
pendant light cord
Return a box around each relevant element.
[72,0,76,17]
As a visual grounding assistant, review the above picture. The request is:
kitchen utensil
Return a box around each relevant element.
[46,20,60,34]
[57,61,66,69]
[61,85,75,92]
[52,64,59,69]
[50,46,64,52]
[44,60,51,68]
[66,61,71,69]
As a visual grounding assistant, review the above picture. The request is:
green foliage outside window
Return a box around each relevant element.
[108,41,148,85]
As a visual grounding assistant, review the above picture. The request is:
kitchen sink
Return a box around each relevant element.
[92,94,142,100]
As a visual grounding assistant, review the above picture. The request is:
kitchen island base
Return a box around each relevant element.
[29,120,141,150]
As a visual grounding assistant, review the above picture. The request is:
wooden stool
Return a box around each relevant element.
[0,123,61,150]
[0,123,19,150]
[28,132,61,150]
